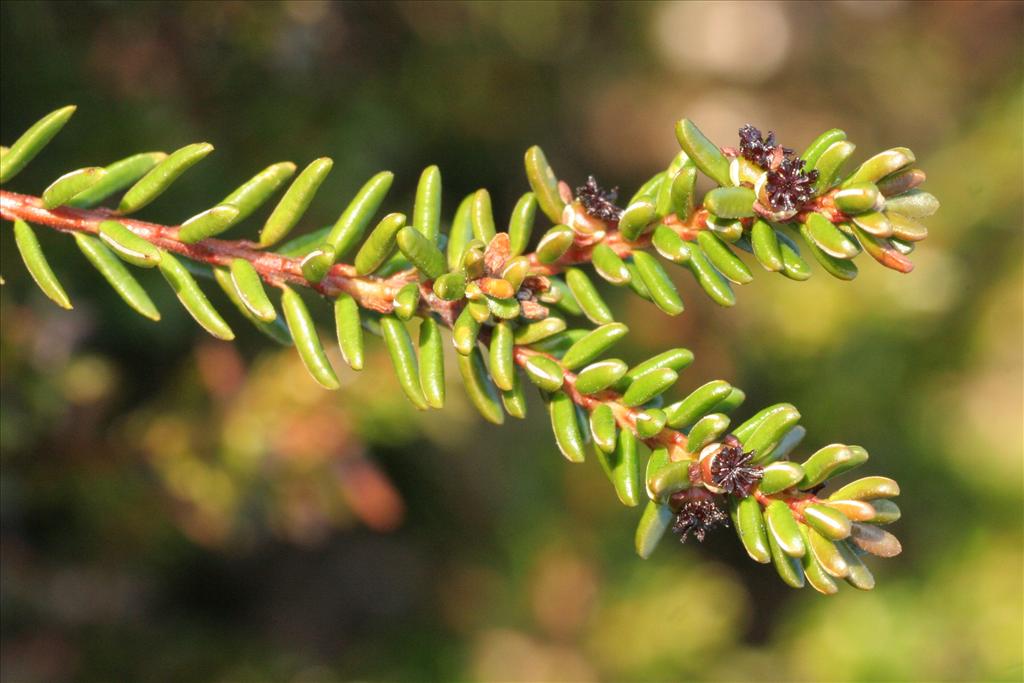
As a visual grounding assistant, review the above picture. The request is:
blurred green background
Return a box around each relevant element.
[1,2,1021,681]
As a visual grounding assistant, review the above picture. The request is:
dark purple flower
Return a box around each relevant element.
[671,498,729,543]
[575,175,623,222]
[710,443,763,497]
[765,157,820,212]
[739,124,791,170]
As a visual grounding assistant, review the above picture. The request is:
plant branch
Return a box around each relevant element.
[2,189,697,460]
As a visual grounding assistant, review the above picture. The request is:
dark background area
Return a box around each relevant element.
[1,2,1022,681]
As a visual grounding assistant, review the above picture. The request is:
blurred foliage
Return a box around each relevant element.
[1,1,1021,681]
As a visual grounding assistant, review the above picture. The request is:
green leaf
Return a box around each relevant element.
[508,192,537,256]
[664,380,732,429]
[591,243,631,285]
[625,260,653,301]
[522,354,564,392]
[213,268,291,345]
[828,476,900,501]
[712,386,746,414]
[12,219,72,309]
[560,322,629,370]
[779,237,812,281]
[706,215,744,243]
[799,444,864,488]
[606,423,641,506]
[381,315,429,410]
[501,371,527,419]
[225,259,275,323]
[806,526,850,578]
[220,162,296,225]
[155,252,232,339]
[575,359,628,395]
[452,305,481,355]
[446,193,476,270]
[851,210,892,237]
[647,459,692,504]
[514,317,566,345]
[396,225,446,279]
[259,157,333,247]
[589,403,618,454]
[799,525,840,595]
[549,390,586,462]
[413,165,442,241]
[731,496,771,564]
[565,267,613,324]
[0,105,77,184]
[618,348,694,395]
[751,219,783,272]
[500,256,530,291]
[697,230,753,284]
[279,285,337,388]
[674,119,730,186]
[432,272,467,300]
[876,167,926,197]
[803,211,860,258]
[632,251,684,315]
[635,409,666,438]
[853,225,914,273]
[887,212,929,242]
[803,230,859,280]
[299,245,336,283]
[178,205,241,243]
[97,219,162,267]
[704,186,756,219]
[685,413,730,453]
[744,404,801,464]
[334,293,365,370]
[622,367,677,407]
[536,224,574,264]
[670,164,697,217]
[686,242,735,306]
[800,128,847,168]
[833,182,882,215]
[524,145,566,223]
[757,461,805,495]
[470,188,496,243]
[843,147,915,187]
[355,212,407,275]
[488,321,516,391]
[42,167,107,208]
[650,226,689,265]
[635,501,674,559]
[68,152,167,208]
[322,170,394,265]
[457,347,505,425]
[618,200,656,241]
[882,189,939,218]
[812,140,856,194]
[802,504,852,541]
[74,233,160,320]
[764,500,806,558]
[119,142,214,214]
[393,282,421,321]
[837,540,875,590]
